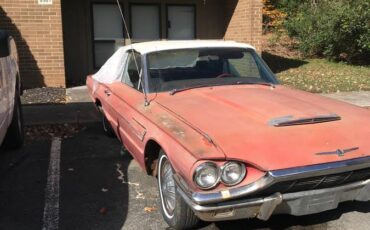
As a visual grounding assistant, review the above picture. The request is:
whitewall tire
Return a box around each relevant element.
[157,150,199,229]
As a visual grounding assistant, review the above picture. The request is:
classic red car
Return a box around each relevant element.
[87,41,370,229]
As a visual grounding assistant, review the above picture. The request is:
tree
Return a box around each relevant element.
[281,0,370,64]
[262,0,286,32]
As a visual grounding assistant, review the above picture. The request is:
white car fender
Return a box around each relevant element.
[0,35,18,145]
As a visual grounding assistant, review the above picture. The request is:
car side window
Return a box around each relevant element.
[122,51,142,91]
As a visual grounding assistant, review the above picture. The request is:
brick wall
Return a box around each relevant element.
[0,0,262,88]
[224,0,263,52]
[0,0,65,88]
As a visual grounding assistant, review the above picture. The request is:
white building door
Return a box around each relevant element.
[167,5,195,40]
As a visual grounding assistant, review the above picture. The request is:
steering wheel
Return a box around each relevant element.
[216,73,233,78]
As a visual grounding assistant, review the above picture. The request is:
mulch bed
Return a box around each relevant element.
[25,124,85,142]
[21,87,66,105]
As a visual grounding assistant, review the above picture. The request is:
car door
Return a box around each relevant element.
[108,51,148,164]
[95,50,129,137]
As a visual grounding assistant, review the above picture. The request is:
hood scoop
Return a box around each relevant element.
[269,114,341,127]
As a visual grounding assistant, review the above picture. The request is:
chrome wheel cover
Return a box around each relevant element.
[160,156,176,217]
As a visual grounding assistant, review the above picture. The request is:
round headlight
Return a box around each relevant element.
[221,162,246,186]
[193,162,220,190]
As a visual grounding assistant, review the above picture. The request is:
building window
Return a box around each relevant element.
[130,4,161,42]
[92,3,124,68]
[167,5,195,40]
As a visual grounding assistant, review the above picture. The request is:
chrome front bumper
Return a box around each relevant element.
[176,156,370,222]
[178,178,370,222]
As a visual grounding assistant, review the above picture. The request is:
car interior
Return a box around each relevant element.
[147,49,272,93]
[123,52,142,90]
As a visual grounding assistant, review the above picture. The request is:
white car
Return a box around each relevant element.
[0,30,24,149]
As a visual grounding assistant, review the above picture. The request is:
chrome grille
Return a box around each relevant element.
[255,167,370,197]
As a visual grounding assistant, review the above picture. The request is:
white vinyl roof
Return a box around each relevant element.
[126,40,255,54]
[92,40,255,85]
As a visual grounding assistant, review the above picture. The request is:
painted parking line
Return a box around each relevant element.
[42,137,62,230]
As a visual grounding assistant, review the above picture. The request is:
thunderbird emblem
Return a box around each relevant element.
[316,147,359,157]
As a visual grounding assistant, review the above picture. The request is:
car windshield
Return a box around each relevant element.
[146,48,278,93]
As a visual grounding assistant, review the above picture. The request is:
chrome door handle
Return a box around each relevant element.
[104,89,111,96]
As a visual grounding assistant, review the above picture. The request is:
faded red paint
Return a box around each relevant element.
[87,76,370,192]
[155,85,370,171]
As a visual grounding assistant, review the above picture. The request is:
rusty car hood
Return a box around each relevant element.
[155,85,370,171]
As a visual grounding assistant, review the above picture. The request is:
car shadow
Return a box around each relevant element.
[262,52,308,74]
[212,201,370,229]
[0,146,29,177]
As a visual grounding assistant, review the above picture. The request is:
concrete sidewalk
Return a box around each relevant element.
[22,87,370,126]
[322,91,370,108]
[66,85,92,103]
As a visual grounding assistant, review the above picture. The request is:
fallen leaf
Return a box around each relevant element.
[99,207,108,215]
[144,207,157,213]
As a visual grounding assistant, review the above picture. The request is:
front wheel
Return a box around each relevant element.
[158,150,199,229]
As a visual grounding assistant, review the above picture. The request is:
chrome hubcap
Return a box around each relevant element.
[160,158,176,216]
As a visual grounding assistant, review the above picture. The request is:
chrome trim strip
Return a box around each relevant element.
[315,147,359,156]
[269,156,370,179]
[177,186,269,212]
[191,174,273,205]
[190,156,370,205]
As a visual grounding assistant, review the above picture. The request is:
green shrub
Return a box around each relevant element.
[282,0,370,64]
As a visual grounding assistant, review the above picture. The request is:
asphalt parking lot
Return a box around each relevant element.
[1,122,370,230]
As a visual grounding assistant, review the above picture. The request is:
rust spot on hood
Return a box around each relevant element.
[158,115,186,139]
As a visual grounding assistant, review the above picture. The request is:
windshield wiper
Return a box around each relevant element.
[169,84,224,95]
[169,81,276,95]
[235,81,276,88]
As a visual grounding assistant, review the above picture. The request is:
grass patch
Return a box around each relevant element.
[263,53,370,93]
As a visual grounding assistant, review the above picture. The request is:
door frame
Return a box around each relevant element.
[165,4,197,39]
[129,3,162,41]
